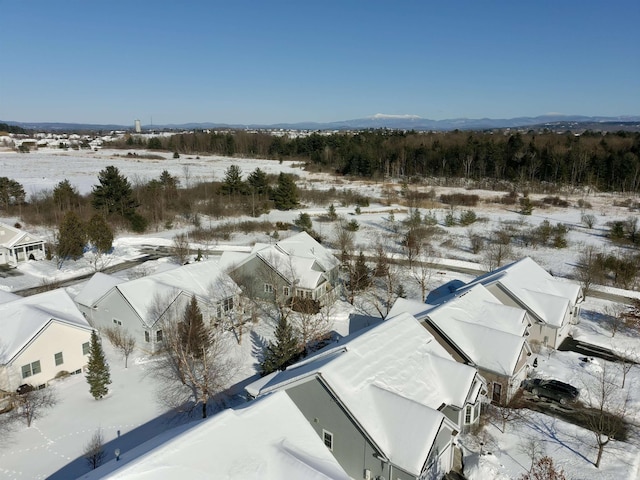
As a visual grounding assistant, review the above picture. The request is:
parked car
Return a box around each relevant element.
[522,378,579,404]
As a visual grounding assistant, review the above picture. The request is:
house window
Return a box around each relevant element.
[322,429,333,451]
[283,286,290,297]
[492,382,502,403]
[54,352,64,366]
[464,405,473,424]
[21,360,41,379]
[145,331,150,342]
[82,342,90,355]
[264,284,274,294]
[156,330,163,342]
[223,297,233,312]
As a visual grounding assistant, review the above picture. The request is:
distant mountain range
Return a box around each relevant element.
[3,114,640,133]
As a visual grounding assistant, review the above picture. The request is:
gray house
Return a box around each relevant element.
[389,284,532,406]
[465,257,583,349]
[247,312,486,480]
[220,231,340,306]
[74,261,241,353]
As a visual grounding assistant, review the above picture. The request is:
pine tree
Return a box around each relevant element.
[52,179,81,212]
[221,164,245,196]
[179,296,210,359]
[86,213,114,254]
[247,167,270,196]
[351,251,371,292]
[85,330,111,400]
[57,211,86,265]
[271,173,298,210]
[92,165,138,218]
[261,316,300,375]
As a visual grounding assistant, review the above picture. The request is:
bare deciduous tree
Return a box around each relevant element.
[518,437,546,473]
[104,327,137,368]
[172,233,190,265]
[483,241,512,271]
[83,428,106,470]
[333,217,355,265]
[580,364,631,468]
[411,245,436,302]
[13,386,58,427]
[574,245,602,297]
[149,296,236,419]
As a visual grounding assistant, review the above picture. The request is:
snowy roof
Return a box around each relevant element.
[247,312,480,476]
[73,272,125,308]
[114,260,240,327]
[468,257,582,327]
[77,391,350,480]
[389,294,526,376]
[0,289,92,364]
[234,232,339,290]
[0,222,45,249]
[0,290,20,304]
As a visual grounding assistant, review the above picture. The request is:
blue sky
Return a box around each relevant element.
[1,1,639,125]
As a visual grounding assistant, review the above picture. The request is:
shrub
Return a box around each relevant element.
[275,221,290,231]
[577,198,592,209]
[128,213,148,233]
[346,220,360,232]
[542,196,569,207]
[469,233,484,254]
[440,193,479,207]
[459,209,477,226]
[444,211,456,227]
[581,214,596,229]
[501,191,518,205]
[519,196,534,215]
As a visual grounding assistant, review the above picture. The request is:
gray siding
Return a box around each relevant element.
[286,378,395,480]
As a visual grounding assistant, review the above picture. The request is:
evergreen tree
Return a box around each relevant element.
[86,214,114,254]
[179,296,210,359]
[261,316,300,375]
[271,173,298,210]
[351,251,371,291]
[92,166,138,218]
[85,330,111,400]
[294,212,313,233]
[0,176,26,211]
[221,164,245,195]
[52,179,81,212]
[247,167,270,196]
[57,211,86,264]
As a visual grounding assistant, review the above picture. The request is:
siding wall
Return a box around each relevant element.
[5,322,91,391]
[286,378,396,480]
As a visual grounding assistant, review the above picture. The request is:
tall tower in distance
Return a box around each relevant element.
[134,119,142,133]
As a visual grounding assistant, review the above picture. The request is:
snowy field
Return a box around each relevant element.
[1,148,640,479]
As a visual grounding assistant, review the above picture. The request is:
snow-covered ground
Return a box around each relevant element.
[1,148,640,479]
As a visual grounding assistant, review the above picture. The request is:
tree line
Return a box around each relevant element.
[108,129,640,192]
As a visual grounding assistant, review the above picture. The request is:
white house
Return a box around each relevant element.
[388,283,533,405]
[0,222,46,266]
[464,257,583,349]
[0,289,93,392]
[74,261,241,353]
[246,312,486,480]
[77,390,351,480]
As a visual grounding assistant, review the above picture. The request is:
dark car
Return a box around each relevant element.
[522,378,579,404]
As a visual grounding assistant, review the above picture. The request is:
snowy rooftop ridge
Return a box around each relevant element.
[467,257,581,327]
[0,289,92,364]
[247,312,481,476]
[388,286,528,376]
